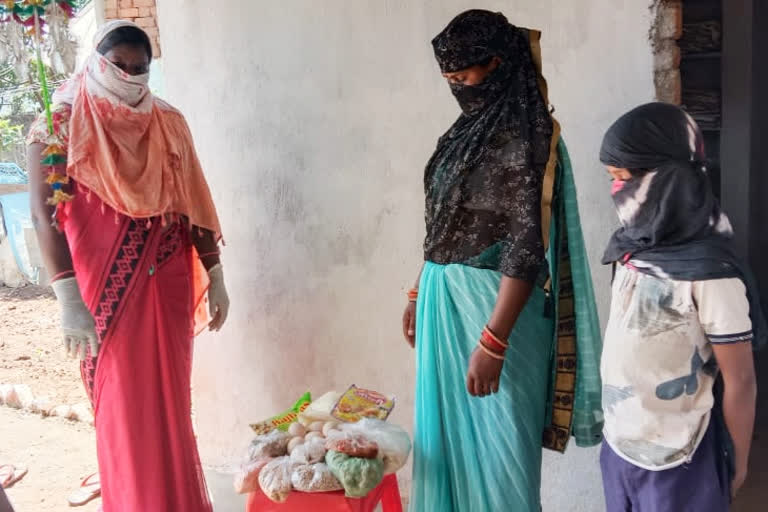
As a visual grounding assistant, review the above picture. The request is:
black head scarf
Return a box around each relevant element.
[422,10,553,280]
[431,9,548,120]
[601,102,766,350]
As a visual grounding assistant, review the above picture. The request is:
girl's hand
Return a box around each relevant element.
[732,467,748,498]
[466,347,503,397]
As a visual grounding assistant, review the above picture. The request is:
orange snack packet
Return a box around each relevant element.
[331,385,395,423]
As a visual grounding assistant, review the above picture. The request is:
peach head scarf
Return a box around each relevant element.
[52,20,222,237]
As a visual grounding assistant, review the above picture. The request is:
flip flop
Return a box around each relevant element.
[0,466,12,488]
[0,465,28,489]
[68,473,101,507]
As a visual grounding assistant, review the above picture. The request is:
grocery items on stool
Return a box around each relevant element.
[236,386,410,508]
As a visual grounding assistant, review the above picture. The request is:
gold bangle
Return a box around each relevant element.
[478,343,506,361]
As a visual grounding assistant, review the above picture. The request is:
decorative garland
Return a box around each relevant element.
[1,1,81,225]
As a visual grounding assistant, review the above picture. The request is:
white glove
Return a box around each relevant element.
[51,277,99,359]
[207,264,230,331]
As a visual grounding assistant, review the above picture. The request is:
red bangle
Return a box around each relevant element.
[407,288,418,302]
[482,327,509,350]
[481,333,506,354]
[50,270,75,283]
[198,251,220,259]
[479,335,506,355]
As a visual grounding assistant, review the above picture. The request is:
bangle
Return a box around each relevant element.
[407,288,418,302]
[479,337,505,357]
[50,270,75,283]
[483,326,509,349]
[481,330,508,353]
[478,343,506,361]
[198,251,220,259]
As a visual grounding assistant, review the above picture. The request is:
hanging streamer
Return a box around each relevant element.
[1,1,82,226]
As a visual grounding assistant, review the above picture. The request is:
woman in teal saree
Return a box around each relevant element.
[403,10,603,511]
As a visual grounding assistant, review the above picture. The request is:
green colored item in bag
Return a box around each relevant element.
[325,450,384,498]
[249,392,312,435]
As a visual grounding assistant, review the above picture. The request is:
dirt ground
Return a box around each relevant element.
[0,285,89,407]
[0,407,100,511]
[0,285,99,510]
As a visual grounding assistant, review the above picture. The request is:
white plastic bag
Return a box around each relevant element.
[338,419,412,474]
[258,457,299,503]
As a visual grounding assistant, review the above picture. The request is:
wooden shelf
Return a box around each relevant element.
[682,51,722,60]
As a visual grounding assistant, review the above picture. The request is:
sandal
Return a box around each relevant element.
[0,465,28,489]
[67,473,101,507]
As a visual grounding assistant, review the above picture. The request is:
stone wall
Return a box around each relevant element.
[103,0,160,57]
[652,0,683,104]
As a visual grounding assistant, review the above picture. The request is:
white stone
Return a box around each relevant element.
[13,384,35,410]
[0,384,13,405]
[29,396,53,416]
[70,402,94,424]
[50,405,72,419]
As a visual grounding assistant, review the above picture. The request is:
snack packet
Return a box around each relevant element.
[331,385,395,423]
[298,391,341,426]
[250,392,312,435]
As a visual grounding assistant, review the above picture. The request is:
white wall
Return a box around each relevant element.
[69,0,97,69]
[156,1,655,510]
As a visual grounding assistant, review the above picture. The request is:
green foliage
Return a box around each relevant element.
[0,118,23,153]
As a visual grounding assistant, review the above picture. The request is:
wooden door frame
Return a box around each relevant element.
[721,0,767,287]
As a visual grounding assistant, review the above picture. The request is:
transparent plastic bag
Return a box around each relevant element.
[325,450,384,498]
[233,457,272,494]
[337,419,411,474]
[248,430,291,460]
[325,434,379,459]
[291,463,343,493]
[258,457,299,503]
[290,436,327,465]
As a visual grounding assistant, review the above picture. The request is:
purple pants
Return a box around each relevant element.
[600,421,730,512]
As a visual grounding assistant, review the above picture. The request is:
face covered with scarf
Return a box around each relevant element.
[432,10,545,117]
[425,10,553,194]
[601,102,732,259]
[50,20,222,237]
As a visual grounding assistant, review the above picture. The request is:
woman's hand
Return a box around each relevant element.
[402,302,416,348]
[466,347,503,397]
[51,277,99,359]
[207,264,230,331]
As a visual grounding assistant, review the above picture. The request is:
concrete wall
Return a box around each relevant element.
[0,238,25,288]
[156,1,655,510]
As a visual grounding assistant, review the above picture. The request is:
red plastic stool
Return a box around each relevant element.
[246,473,402,512]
